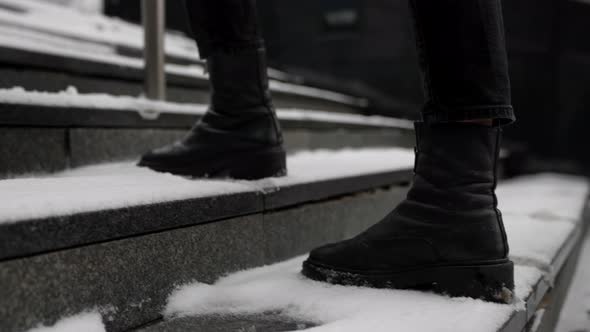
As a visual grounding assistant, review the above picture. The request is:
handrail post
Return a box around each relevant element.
[142,0,166,100]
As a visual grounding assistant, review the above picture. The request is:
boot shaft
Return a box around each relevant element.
[198,47,283,146]
[407,122,509,259]
[207,47,272,111]
[411,122,501,211]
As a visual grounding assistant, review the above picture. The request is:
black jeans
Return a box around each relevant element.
[185,0,515,125]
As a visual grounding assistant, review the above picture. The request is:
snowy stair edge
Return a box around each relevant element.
[0,148,415,261]
[0,87,413,130]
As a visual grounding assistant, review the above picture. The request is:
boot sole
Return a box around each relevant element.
[138,147,287,180]
[302,259,515,303]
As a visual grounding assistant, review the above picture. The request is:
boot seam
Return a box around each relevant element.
[255,47,283,145]
[492,128,509,258]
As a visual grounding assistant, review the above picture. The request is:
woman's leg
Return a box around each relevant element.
[410,0,514,124]
[184,0,263,59]
[139,0,286,180]
[302,0,515,303]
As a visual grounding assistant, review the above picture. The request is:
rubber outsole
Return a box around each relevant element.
[138,147,287,180]
[301,259,515,304]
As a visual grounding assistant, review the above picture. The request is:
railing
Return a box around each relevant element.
[141,0,166,101]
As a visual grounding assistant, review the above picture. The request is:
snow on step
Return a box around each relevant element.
[497,174,589,222]
[497,174,589,268]
[0,148,415,224]
[161,256,541,332]
[26,311,104,332]
[505,215,575,267]
[0,87,410,128]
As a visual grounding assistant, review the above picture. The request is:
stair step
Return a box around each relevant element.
[0,148,414,332]
[0,88,414,178]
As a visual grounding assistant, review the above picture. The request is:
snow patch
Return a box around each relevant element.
[27,311,105,332]
[505,215,576,268]
[497,173,589,222]
[164,256,541,332]
[0,86,207,119]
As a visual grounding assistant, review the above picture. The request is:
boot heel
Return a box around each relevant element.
[221,148,287,180]
[431,260,514,303]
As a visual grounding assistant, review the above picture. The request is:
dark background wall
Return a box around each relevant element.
[104,0,590,171]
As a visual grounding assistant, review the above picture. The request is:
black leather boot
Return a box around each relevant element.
[302,122,514,303]
[138,47,286,179]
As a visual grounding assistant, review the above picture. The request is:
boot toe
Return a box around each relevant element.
[307,239,366,271]
[138,142,185,166]
[138,148,166,167]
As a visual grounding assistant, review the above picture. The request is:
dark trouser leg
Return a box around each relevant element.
[302,0,514,303]
[185,0,263,58]
[138,0,286,180]
[410,0,515,125]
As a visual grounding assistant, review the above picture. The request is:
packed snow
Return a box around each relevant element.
[0,86,409,127]
[164,256,541,332]
[0,148,415,224]
[26,311,104,332]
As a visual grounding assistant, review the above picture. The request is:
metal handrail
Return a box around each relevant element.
[141,0,166,101]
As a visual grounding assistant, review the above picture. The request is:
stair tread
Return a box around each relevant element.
[0,148,414,260]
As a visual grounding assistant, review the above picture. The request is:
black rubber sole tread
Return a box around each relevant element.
[301,259,515,304]
[138,148,287,180]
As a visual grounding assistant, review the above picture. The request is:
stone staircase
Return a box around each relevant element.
[0,90,587,332]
